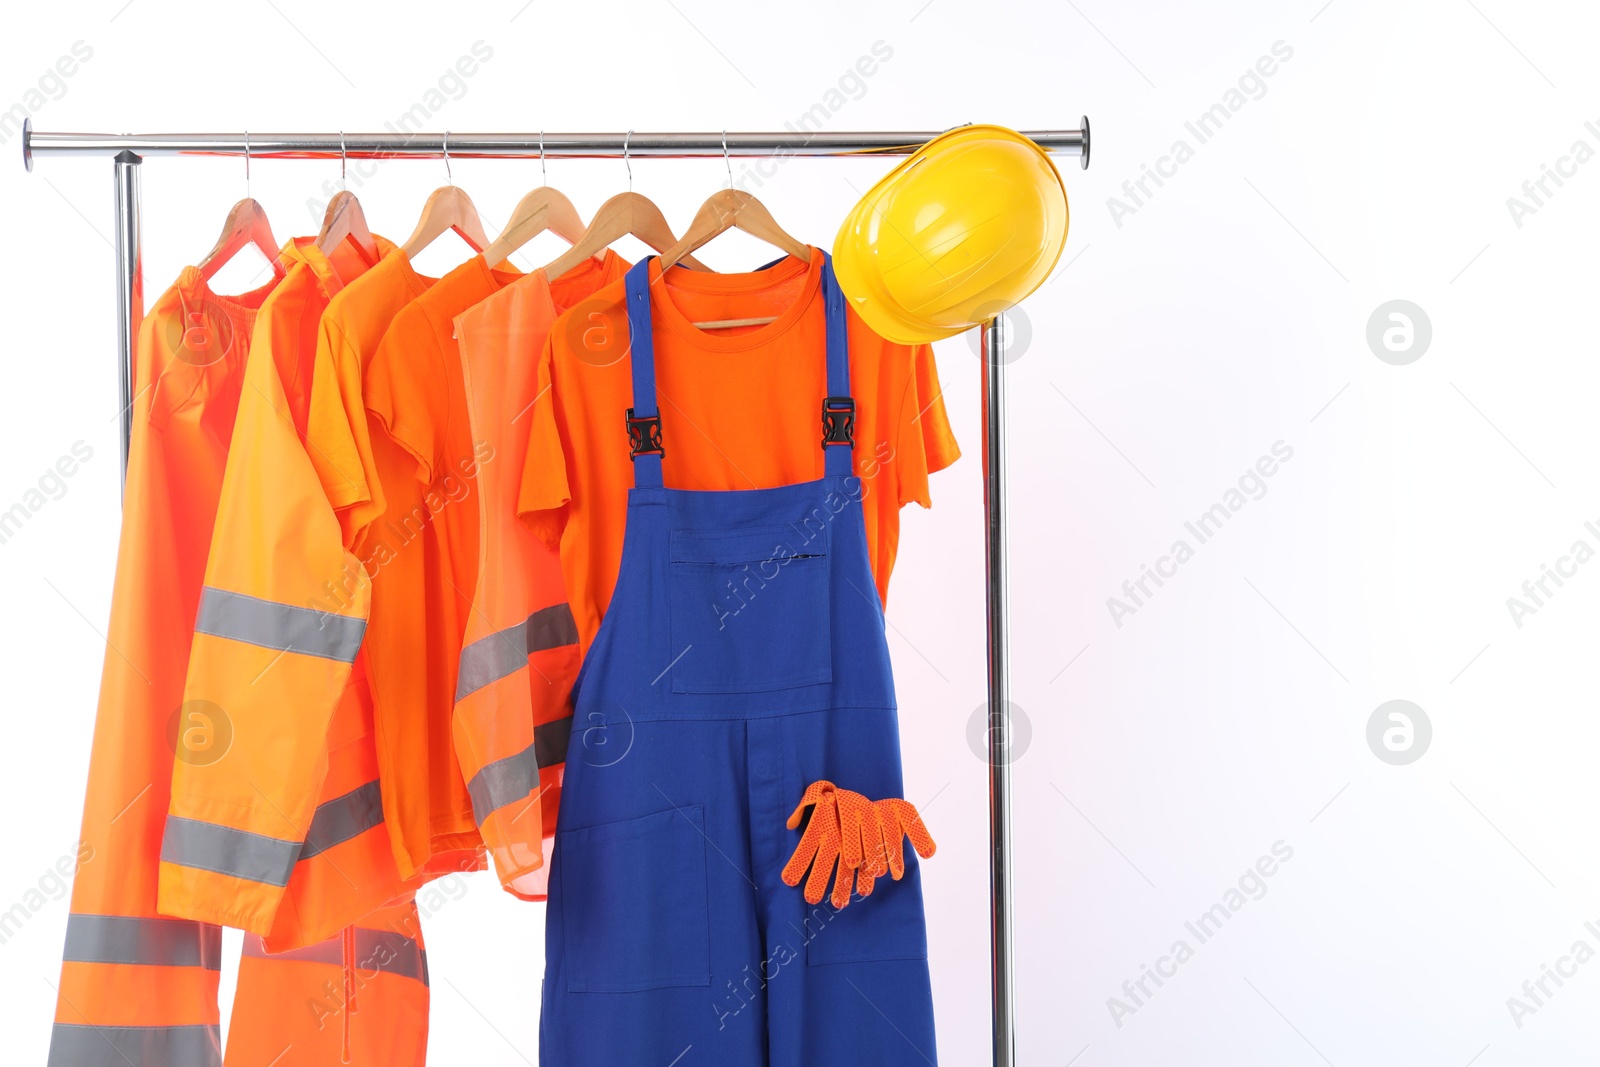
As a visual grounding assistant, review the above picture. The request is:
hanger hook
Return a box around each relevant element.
[722,129,733,189]
[539,129,546,185]
[443,130,453,185]
[624,129,633,192]
[244,130,251,198]
[338,130,347,185]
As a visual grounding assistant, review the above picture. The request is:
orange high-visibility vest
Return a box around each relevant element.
[354,253,524,878]
[450,251,628,896]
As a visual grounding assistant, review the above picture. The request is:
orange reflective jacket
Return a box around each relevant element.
[51,263,428,1067]
[450,252,628,897]
[158,237,417,950]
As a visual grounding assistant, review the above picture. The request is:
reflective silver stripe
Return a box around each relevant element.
[467,745,537,826]
[455,604,578,701]
[161,816,299,888]
[195,586,366,663]
[524,603,579,652]
[62,915,221,970]
[467,714,573,826]
[454,626,526,702]
[534,713,574,771]
[161,785,383,884]
[48,1022,220,1067]
[242,929,428,985]
[299,780,384,860]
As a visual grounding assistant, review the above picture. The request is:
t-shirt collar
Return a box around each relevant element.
[647,246,824,353]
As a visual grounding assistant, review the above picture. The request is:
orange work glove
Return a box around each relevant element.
[782,781,935,908]
[856,797,937,897]
[784,780,869,908]
[781,780,839,907]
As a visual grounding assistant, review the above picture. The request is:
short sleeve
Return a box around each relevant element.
[517,333,571,548]
[307,315,383,545]
[895,343,961,509]
[365,306,443,483]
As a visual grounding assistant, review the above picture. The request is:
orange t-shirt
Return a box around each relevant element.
[521,248,961,654]
[342,253,523,877]
[305,247,515,885]
[307,247,437,542]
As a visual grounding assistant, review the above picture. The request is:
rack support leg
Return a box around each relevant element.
[112,149,142,490]
[982,313,1016,1067]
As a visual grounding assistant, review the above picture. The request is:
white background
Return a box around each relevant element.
[2,1,1597,1064]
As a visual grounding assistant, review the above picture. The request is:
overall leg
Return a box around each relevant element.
[541,718,765,1067]
[758,709,937,1067]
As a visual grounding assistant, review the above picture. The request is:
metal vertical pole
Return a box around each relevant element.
[112,149,142,489]
[982,313,1015,1067]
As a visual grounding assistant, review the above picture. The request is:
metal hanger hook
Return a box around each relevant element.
[722,129,732,189]
[443,130,453,185]
[539,129,546,185]
[243,130,251,197]
[338,130,347,185]
[624,129,633,192]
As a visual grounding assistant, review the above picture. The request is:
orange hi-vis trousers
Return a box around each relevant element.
[229,897,428,1067]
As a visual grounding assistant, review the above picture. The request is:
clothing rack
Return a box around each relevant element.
[21,120,1091,1067]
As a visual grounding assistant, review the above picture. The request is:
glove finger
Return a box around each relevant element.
[781,814,822,888]
[853,804,886,878]
[836,790,871,872]
[866,804,892,877]
[882,816,906,881]
[808,836,838,905]
[805,797,841,905]
[783,791,837,887]
[830,853,855,910]
[897,801,937,859]
[856,856,878,898]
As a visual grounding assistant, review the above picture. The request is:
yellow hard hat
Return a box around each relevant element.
[833,124,1069,345]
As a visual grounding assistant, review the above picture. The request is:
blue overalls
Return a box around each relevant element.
[540,256,939,1066]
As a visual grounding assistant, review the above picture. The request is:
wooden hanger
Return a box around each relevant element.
[657,189,809,272]
[478,131,588,271]
[317,132,380,262]
[401,134,491,259]
[198,133,286,283]
[539,131,710,280]
[537,192,712,279]
[199,199,285,283]
[480,186,586,271]
[317,190,380,262]
[656,189,810,328]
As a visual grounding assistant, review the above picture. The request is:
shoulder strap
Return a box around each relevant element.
[820,253,854,478]
[626,254,854,486]
[623,258,663,489]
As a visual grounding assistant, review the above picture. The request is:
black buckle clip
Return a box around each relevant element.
[821,396,855,448]
[626,408,664,458]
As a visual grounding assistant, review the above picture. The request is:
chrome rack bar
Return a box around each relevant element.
[23,118,1091,1067]
[23,125,1088,164]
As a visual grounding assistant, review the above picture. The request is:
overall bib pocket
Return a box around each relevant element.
[558,806,712,992]
[668,525,832,694]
